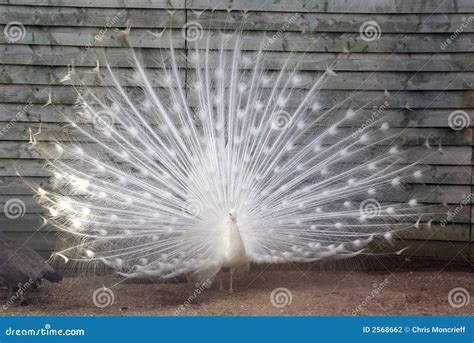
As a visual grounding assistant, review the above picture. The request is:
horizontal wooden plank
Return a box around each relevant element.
[422,204,471,224]
[2,65,473,91]
[0,0,185,8]
[2,6,473,33]
[191,12,474,33]
[1,170,471,198]
[2,28,473,53]
[0,65,187,87]
[0,27,185,48]
[0,184,470,210]
[399,224,471,242]
[187,0,474,14]
[0,230,58,250]
[0,6,184,27]
[1,46,472,72]
[5,159,471,185]
[200,31,474,53]
[1,142,470,165]
[0,85,472,109]
[409,165,472,185]
[1,105,473,129]
[1,213,45,230]
[1,0,473,13]
[0,122,470,145]
[2,212,471,235]
[389,240,472,260]
[0,215,472,244]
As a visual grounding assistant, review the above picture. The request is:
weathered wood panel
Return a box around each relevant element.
[190,12,474,33]
[2,28,473,53]
[0,85,472,109]
[2,65,473,91]
[187,0,474,14]
[2,6,474,33]
[0,6,184,27]
[0,1,472,260]
[0,0,185,8]
[1,46,472,71]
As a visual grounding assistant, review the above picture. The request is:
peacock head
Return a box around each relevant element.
[228,209,237,222]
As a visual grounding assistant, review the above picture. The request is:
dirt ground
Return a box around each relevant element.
[1,260,473,316]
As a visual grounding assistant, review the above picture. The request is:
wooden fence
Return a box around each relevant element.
[0,0,473,261]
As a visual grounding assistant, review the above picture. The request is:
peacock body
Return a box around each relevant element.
[0,232,62,300]
[31,33,426,287]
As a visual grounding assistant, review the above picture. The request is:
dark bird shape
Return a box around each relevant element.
[0,232,62,303]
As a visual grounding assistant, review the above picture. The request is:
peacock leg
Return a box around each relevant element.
[218,276,224,291]
[229,268,235,293]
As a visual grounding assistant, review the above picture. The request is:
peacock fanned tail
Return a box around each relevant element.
[30,33,431,281]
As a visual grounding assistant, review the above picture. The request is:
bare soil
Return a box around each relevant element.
[1,263,473,316]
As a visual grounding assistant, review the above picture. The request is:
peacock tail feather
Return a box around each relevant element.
[29,32,433,281]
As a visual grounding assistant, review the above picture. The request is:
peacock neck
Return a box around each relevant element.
[223,216,248,267]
